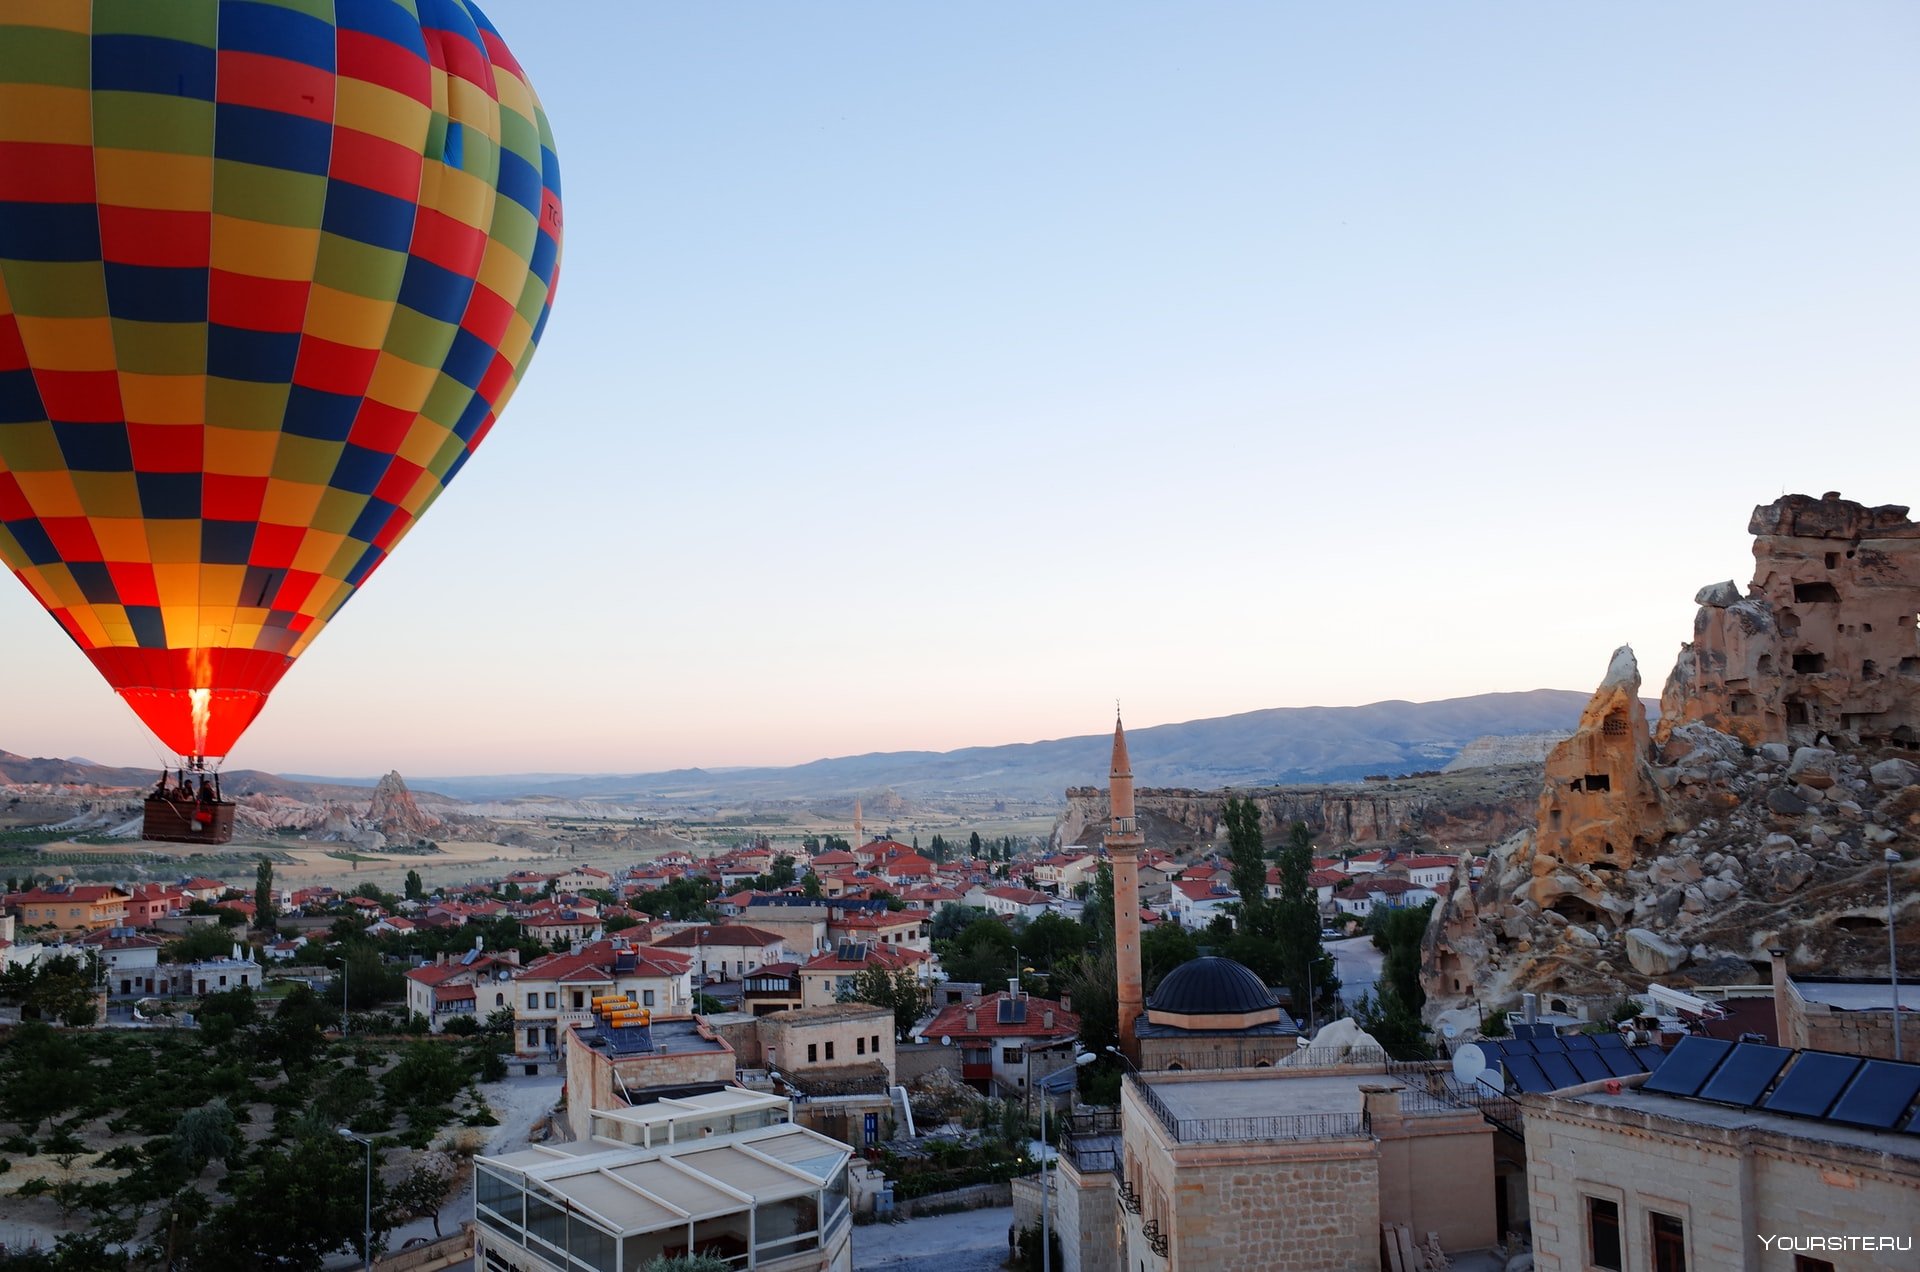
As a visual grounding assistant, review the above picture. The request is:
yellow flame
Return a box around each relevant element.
[189,688,212,759]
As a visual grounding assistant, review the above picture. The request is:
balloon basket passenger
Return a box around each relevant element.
[143,768,236,845]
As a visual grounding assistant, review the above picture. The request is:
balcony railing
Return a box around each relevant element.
[1127,1072,1370,1143]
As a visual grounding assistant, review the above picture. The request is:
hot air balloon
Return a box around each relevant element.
[0,0,561,842]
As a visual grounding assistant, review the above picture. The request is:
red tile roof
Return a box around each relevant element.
[654,924,784,949]
[922,991,1078,1042]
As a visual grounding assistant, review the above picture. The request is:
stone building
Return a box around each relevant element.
[1771,949,1920,1062]
[1523,1060,1920,1271]
[1132,955,1304,1071]
[1659,492,1920,749]
[1110,1064,1496,1271]
[561,1008,738,1141]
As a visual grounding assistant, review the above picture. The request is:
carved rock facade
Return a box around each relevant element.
[1423,494,1918,1026]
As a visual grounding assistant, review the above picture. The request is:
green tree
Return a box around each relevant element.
[1017,911,1086,972]
[388,1152,457,1238]
[1055,948,1117,1055]
[382,1041,466,1105]
[937,916,1018,986]
[767,855,797,888]
[968,830,983,858]
[168,1099,237,1177]
[196,1128,385,1271]
[839,965,928,1040]
[929,903,976,942]
[1,1024,87,1132]
[165,923,243,964]
[254,857,276,932]
[404,870,424,901]
[1139,922,1198,993]
[2,952,100,1026]
[1085,862,1115,950]
[800,873,823,900]
[1223,796,1267,922]
[1271,821,1335,1019]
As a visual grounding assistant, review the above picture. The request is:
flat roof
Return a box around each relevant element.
[1792,981,1919,1012]
[478,1119,850,1238]
[1148,1073,1377,1121]
[1568,1088,1920,1161]
[576,1014,731,1059]
[592,1087,787,1132]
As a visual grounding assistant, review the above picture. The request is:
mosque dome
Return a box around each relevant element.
[1147,956,1277,1018]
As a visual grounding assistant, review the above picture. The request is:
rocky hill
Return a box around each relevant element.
[1422,492,1919,1029]
[1059,764,1542,853]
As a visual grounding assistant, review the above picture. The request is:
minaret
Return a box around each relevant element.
[1107,713,1146,1061]
[852,798,863,850]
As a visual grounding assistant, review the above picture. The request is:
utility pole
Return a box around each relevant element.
[1889,848,1904,1062]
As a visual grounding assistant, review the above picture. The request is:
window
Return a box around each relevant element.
[544,992,556,1009]
[1586,1197,1621,1270]
[825,1040,835,1061]
[527,1028,540,1047]
[642,989,655,1007]
[873,1034,882,1052]
[1002,1047,1023,1065]
[527,993,537,1009]
[857,1037,866,1055]
[1649,1212,1686,1272]
[807,1044,818,1063]
[495,993,505,1006]
[1795,1259,1836,1272]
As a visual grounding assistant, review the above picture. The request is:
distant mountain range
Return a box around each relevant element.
[411,689,1601,802]
[2,689,1610,805]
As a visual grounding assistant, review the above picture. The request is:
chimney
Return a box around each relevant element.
[1044,1008,1055,1029]
[1769,948,1790,1045]
[966,1004,978,1032]
[1008,976,1021,999]
[1060,992,1072,1014]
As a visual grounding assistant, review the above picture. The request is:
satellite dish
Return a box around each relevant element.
[940,1036,952,1047]
[1440,1021,1458,1039]
[1451,1043,1486,1086]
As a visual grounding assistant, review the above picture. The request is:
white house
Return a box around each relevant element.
[967,885,1050,920]
[652,923,788,983]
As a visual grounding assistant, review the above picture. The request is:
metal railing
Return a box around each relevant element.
[1126,1072,1370,1143]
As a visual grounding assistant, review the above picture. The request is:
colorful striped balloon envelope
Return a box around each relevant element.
[0,0,561,760]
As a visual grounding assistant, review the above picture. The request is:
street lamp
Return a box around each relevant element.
[1888,848,1904,1062]
[337,1128,373,1271]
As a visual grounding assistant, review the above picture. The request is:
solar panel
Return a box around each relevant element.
[1762,1052,1863,1119]
[1698,1043,1792,1107]
[1504,1039,1537,1056]
[1828,1060,1920,1130]
[1533,1036,1569,1054]
[1632,1045,1669,1072]
[1537,1053,1583,1090]
[997,997,1028,1025]
[1642,1036,1735,1097]
[1595,1033,1628,1051]
[1569,1050,1612,1083]
[1565,1034,1599,1052]
[1503,1055,1554,1094]
[1601,1047,1646,1078]
[1515,1023,1553,1041]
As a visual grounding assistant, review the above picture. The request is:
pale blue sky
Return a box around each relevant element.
[4,2,1917,775]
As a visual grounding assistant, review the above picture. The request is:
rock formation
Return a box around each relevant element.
[1658,492,1920,749]
[1059,767,1540,853]
[1423,494,1919,1026]
[367,770,439,842]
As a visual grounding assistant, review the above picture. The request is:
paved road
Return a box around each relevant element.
[323,1070,564,1270]
[1326,933,1383,1006]
[852,1205,1015,1271]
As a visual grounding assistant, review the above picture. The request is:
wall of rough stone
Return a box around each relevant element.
[1524,1093,1920,1272]
[1051,1161,1118,1272]
[1782,988,1920,1062]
